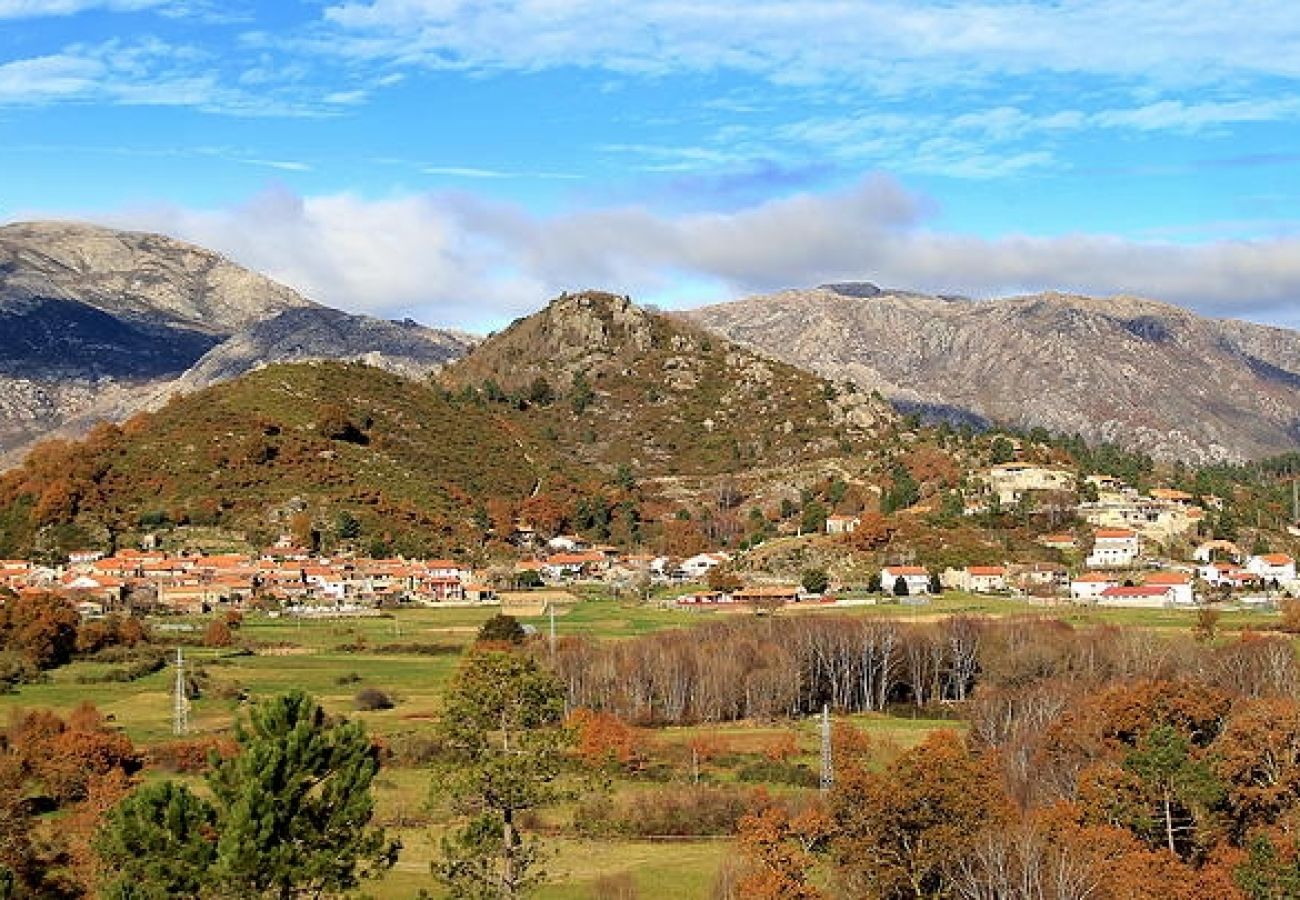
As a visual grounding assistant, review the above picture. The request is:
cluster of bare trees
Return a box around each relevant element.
[546,614,1300,727]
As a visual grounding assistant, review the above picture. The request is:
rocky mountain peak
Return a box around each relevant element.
[689,284,1300,462]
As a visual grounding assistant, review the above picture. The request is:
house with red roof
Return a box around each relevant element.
[1096,584,1176,608]
[1143,571,1195,605]
[1246,553,1296,584]
[1070,572,1120,601]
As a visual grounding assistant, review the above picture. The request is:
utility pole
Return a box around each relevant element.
[819,704,833,793]
[548,602,556,659]
[173,647,188,736]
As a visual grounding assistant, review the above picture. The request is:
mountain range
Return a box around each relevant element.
[0,221,472,466]
[3,222,1300,468]
[0,291,896,557]
[688,283,1300,463]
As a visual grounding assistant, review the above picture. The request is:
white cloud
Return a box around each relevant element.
[0,0,168,18]
[317,1,1300,89]
[65,177,1300,331]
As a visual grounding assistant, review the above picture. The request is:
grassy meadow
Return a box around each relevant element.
[2,591,1284,897]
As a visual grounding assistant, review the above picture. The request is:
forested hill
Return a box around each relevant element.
[0,363,543,557]
[0,293,895,558]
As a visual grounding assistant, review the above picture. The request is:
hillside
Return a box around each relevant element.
[0,363,542,557]
[442,291,892,477]
[0,293,902,558]
[0,221,474,463]
[688,284,1300,463]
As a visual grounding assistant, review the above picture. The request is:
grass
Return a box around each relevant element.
[4,593,1281,897]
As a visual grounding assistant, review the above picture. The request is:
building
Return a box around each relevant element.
[1246,553,1297,584]
[1096,584,1176,608]
[942,566,1007,593]
[825,514,861,535]
[1086,528,1141,568]
[1143,571,1195,605]
[881,565,931,596]
[1070,572,1120,601]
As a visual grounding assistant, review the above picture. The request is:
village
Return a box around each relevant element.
[2,461,1297,618]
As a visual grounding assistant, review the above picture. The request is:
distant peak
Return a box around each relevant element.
[819,281,881,298]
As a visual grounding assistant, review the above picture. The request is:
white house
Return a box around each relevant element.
[1070,572,1119,601]
[680,552,730,579]
[1143,571,1195,605]
[1198,563,1243,587]
[881,565,931,596]
[1193,540,1244,563]
[1086,529,1141,568]
[943,566,1007,593]
[1246,553,1297,584]
[825,514,861,535]
[1096,584,1176,608]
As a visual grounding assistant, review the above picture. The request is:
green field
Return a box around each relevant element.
[2,593,1282,897]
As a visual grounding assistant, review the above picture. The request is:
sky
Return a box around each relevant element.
[2,0,1300,331]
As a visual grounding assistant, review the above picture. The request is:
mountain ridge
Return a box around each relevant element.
[0,221,474,466]
[687,286,1300,462]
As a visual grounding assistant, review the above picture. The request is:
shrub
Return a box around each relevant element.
[477,614,526,645]
[203,619,233,648]
[574,786,765,838]
[354,687,395,711]
[384,731,447,766]
[735,759,820,788]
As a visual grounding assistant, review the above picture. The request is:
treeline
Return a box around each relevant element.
[0,592,149,690]
[706,620,1300,899]
[548,615,1300,725]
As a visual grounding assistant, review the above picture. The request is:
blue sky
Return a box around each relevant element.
[2,0,1300,331]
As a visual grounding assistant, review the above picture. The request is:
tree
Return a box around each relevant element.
[334,510,361,541]
[893,576,910,598]
[477,614,526,645]
[832,731,1009,898]
[570,372,595,414]
[990,436,1016,464]
[1119,725,1224,858]
[96,781,216,900]
[801,568,830,596]
[527,376,555,407]
[205,691,396,897]
[800,500,827,535]
[203,619,234,648]
[432,651,568,898]
[0,591,80,669]
[736,805,824,900]
[707,564,744,593]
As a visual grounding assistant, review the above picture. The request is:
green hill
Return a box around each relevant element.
[0,362,542,556]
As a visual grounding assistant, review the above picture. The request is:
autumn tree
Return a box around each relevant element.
[832,731,1010,898]
[203,619,234,648]
[566,708,646,773]
[0,591,80,669]
[736,804,824,900]
[432,650,568,898]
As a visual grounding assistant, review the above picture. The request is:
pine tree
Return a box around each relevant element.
[95,781,216,900]
[96,691,396,899]
[206,691,397,898]
[432,651,568,898]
